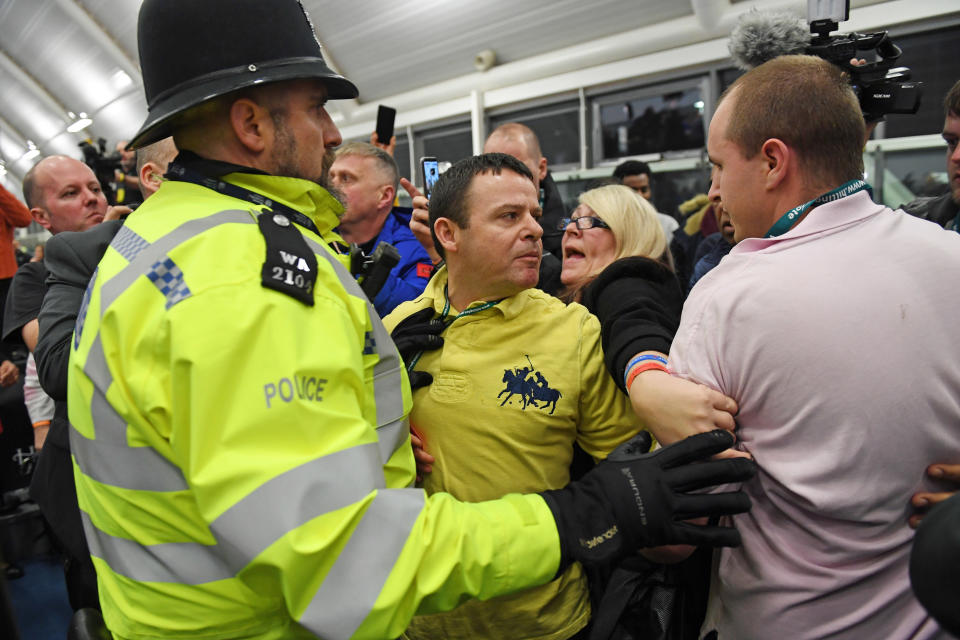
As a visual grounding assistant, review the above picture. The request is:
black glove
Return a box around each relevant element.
[541,429,755,569]
[390,307,445,390]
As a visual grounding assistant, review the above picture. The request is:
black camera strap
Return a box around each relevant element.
[166,159,323,237]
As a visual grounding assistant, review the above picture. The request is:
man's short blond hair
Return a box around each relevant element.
[334,142,399,192]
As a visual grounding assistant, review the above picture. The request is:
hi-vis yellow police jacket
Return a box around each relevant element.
[67,170,561,640]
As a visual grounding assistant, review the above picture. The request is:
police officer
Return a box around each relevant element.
[67,1,755,638]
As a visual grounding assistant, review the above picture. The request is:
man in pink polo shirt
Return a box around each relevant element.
[670,55,960,639]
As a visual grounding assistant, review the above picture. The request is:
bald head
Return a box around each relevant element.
[23,156,107,234]
[483,123,547,189]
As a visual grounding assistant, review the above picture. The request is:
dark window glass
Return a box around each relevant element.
[421,124,474,166]
[719,67,743,93]
[490,101,581,168]
[597,86,706,160]
[882,25,960,138]
[393,136,411,183]
[652,167,712,218]
[883,147,950,206]
[556,165,710,220]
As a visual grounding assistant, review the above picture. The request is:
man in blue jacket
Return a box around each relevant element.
[330,142,433,316]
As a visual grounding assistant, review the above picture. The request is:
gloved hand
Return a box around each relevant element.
[390,307,445,390]
[541,429,755,569]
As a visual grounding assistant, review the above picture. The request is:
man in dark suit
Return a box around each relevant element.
[30,138,176,611]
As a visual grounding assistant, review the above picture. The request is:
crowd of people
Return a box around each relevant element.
[0,1,959,639]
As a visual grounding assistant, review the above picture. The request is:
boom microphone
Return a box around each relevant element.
[726,5,921,119]
[728,9,810,70]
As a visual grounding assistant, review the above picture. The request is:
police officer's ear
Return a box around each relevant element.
[433,217,460,256]
[139,161,161,197]
[228,97,272,154]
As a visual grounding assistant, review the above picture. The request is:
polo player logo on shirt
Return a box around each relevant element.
[497,355,562,414]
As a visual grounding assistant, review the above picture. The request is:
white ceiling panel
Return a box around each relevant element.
[91,89,149,143]
[76,0,141,65]
[0,0,953,186]
[313,0,694,102]
[0,0,145,177]
[0,120,29,163]
[0,67,69,143]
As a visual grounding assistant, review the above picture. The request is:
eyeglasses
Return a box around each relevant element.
[558,216,610,231]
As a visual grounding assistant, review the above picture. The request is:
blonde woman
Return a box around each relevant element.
[559,184,669,302]
[559,184,738,448]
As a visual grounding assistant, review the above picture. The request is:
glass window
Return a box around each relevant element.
[652,167,712,219]
[719,67,743,94]
[555,165,711,221]
[420,123,474,166]
[393,135,411,183]
[594,81,707,161]
[880,147,949,207]
[489,100,581,169]
[877,25,960,138]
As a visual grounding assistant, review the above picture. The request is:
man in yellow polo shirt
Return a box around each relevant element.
[385,153,643,640]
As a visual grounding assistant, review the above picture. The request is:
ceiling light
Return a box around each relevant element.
[110,69,133,91]
[21,141,39,162]
[66,111,93,133]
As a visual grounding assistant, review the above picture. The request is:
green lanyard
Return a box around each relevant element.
[764,179,872,238]
[405,285,502,372]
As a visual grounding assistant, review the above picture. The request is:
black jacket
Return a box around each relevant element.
[30,220,123,575]
[540,172,567,257]
[36,219,124,400]
[580,256,683,393]
[901,192,959,230]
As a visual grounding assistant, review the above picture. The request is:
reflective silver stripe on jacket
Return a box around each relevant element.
[75,212,417,591]
[111,225,150,262]
[209,442,387,574]
[79,441,395,584]
[100,211,254,310]
[80,510,233,585]
[300,488,425,639]
[304,237,410,466]
[72,211,256,493]
[71,334,188,492]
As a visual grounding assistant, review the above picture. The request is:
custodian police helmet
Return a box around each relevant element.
[129,0,359,149]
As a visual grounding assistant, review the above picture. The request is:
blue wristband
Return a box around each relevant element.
[624,354,669,388]
[626,354,668,371]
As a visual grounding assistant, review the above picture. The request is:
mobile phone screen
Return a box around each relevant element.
[421,157,440,198]
[376,105,396,145]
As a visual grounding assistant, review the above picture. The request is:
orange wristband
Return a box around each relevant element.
[625,361,669,390]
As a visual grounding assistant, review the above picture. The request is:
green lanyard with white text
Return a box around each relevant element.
[405,285,502,373]
[764,179,872,238]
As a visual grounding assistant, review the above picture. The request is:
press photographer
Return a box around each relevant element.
[77,138,142,208]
